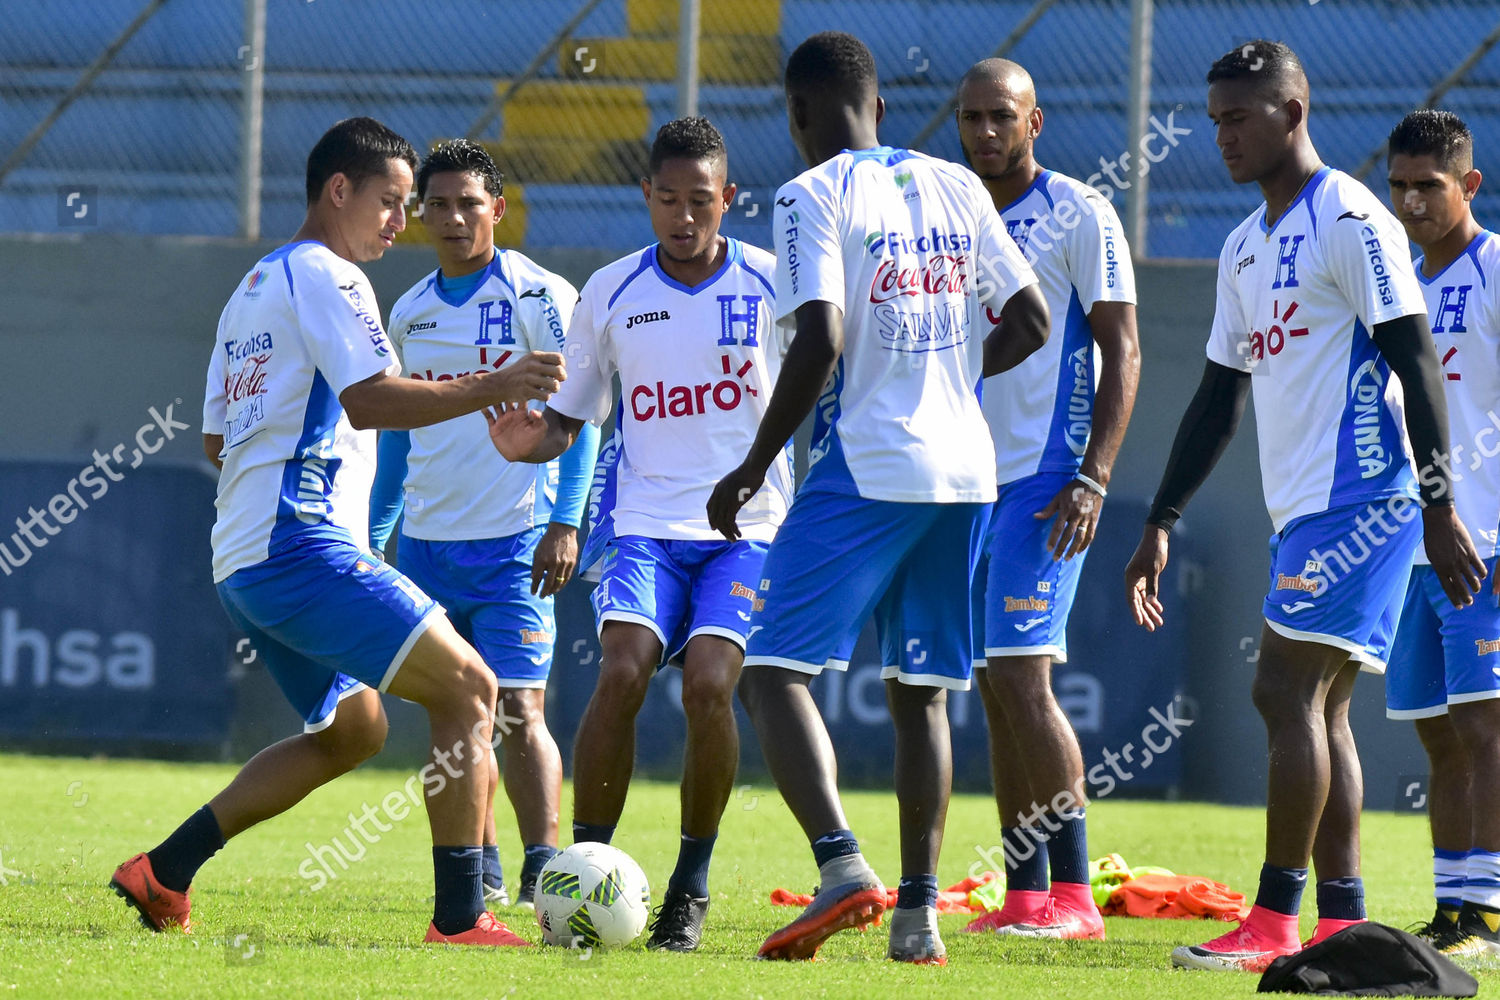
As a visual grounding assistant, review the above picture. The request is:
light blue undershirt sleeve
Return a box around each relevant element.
[368,429,410,551]
[549,420,599,529]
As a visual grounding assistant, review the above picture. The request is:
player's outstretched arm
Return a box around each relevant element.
[707,301,844,540]
[1373,313,1486,607]
[982,284,1049,377]
[486,403,584,466]
[1036,301,1142,560]
[1124,359,1250,629]
[340,351,566,430]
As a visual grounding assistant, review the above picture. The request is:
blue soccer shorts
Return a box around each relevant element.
[1387,558,1500,719]
[972,471,1087,666]
[1261,497,1421,673]
[591,534,769,662]
[217,535,442,733]
[397,527,554,689]
[743,490,989,691]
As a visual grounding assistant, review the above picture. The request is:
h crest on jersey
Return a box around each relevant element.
[475,300,515,347]
[717,295,762,347]
[1433,285,1471,334]
[1272,234,1304,289]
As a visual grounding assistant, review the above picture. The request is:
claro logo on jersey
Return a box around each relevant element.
[630,354,758,421]
[1348,359,1391,479]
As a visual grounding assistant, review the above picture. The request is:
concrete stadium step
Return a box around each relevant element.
[482,137,647,186]
[558,34,780,84]
[627,0,781,37]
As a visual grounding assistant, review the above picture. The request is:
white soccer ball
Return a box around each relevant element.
[534,842,650,948]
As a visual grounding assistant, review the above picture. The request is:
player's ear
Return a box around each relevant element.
[874,94,886,126]
[1282,97,1306,135]
[494,194,507,223]
[1463,168,1482,201]
[721,181,737,211]
[640,177,652,204]
[1030,105,1044,139]
[326,172,349,207]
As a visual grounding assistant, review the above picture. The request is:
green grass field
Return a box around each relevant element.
[0,751,1489,998]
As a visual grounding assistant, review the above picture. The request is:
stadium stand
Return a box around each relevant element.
[2,0,1498,256]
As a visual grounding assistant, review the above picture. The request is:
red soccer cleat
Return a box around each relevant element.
[1304,917,1364,947]
[963,888,1049,933]
[758,881,887,961]
[110,853,192,933]
[1171,908,1301,973]
[996,894,1107,940]
[424,911,532,946]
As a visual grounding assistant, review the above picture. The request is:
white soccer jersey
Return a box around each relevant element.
[982,170,1136,485]
[203,241,398,582]
[387,251,578,541]
[772,146,1037,503]
[1414,230,1500,564]
[547,238,792,542]
[1207,167,1425,531]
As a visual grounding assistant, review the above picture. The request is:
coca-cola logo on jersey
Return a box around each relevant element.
[223,332,274,403]
[869,254,969,304]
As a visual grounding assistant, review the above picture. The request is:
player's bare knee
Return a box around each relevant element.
[593,658,653,714]
[680,669,735,721]
[317,710,387,770]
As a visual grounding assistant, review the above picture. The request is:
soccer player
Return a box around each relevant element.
[954,58,1140,940]
[1123,44,1485,972]
[707,32,1048,964]
[109,117,566,947]
[486,117,790,951]
[1384,109,1500,959]
[367,139,600,910]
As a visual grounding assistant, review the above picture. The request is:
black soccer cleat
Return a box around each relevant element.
[646,887,709,952]
[1407,903,1459,944]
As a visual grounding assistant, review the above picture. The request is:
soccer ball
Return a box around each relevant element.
[534,842,650,948]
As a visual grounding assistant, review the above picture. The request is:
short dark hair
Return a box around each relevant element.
[417,139,505,201]
[1206,39,1307,103]
[647,116,728,177]
[1388,109,1474,176]
[784,31,877,98]
[305,116,418,205]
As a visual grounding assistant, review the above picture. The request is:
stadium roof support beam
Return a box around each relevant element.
[676,0,701,119]
[907,0,1059,153]
[239,0,266,240]
[1352,14,1500,182]
[0,0,168,188]
[1125,0,1153,258]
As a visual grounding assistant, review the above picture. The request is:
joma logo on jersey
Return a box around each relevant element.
[1348,359,1391,478]
[717,295,762,347]
[1236,253,1256,275]
[1276,573,1319,593]
[1271,235,1304,289]
[1475,638,1500,656]
[1004,596,1049,612]
[475,300,515,346]
[404,321,437,334]
[626,309,670,330]
[630,354,758,421]
[1434,284,1472,334]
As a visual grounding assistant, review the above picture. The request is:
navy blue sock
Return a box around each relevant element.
[811,829,860,868]
[1316,876,1365,921]
[432,846,485,935]
[668,832,717,898]
[573,821,615,845]
[1003,826,1049,893]
[1048,810,1089,885]
[896,874,939,910]
[521,844,558,882]
[481,844,504,890]
[1254,863,1310,916]
[146,805,225,893]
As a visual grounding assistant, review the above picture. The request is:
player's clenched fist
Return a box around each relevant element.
[488,351,566,403]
